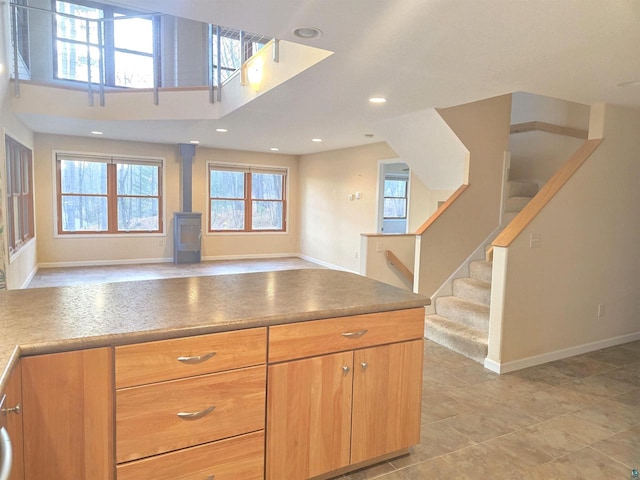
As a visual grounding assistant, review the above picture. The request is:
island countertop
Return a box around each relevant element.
[0,268,428,390]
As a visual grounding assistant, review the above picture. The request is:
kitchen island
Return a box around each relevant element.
[0,269,429,480]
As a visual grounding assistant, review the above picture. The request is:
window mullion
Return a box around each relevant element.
[245,172,252,232]
[108,163,117,232]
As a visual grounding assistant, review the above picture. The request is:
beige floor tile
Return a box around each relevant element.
[420,391,471,424]
[569,372,639,398]
[444,405,539,443]
[338,461,396,480]
[507,362,578,387]
[383,457,473,480]
[617,388,640,406]
[550,355,615,379]
[573,395,640,433]
[523,447,630,480]
[499,387,581,421]
[388,421,475,469]
[444,442,540,480]
[592,424,640,469]
[586,346,640,367]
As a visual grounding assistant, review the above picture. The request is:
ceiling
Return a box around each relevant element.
[16,0,640,155]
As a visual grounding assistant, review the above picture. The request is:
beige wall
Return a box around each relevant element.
[298,142,397,271]
[0,0,37,289]
[494,103,640,365]
[361,234,415,290]
[34,134,299,265]
[416,95,512,297]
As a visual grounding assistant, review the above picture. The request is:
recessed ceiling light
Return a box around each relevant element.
[189,140,200,145]
[270,147,280,151]
[312,138,323,143]
[91,131,103,135]
[369,97,387,104]
[293,27,322,40]
[216,128,228,133]
[617,80,640,87]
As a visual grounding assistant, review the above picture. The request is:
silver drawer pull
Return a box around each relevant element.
[176,352,216,364]
[177,405,215,420]
[207,476,216,480]
[0,427,12,480]
[361,362,368,371]
[341,329,368,339]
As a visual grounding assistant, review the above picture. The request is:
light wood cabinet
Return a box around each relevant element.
[1,362,24,480]
[21,348,114,480]
[266,309,424,480]
[115,328,267,478]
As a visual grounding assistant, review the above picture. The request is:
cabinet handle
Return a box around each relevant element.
[360,362,368,371]
[177,405,215,420]
[341,329,368,339]
[206,475,216,480]
[176,352,216,364]
[1,403,21,415]
[342,365,350,374]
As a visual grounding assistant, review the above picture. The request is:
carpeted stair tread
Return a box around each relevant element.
[504,196,533,212]
[507,180,538,198]
[470,260,492,283]
[452,277,491,305]
[435,296,490,331]
[425,315,488,363]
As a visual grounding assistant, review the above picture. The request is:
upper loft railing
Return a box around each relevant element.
[8,1,276,107]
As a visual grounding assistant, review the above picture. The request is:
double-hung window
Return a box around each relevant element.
[56,153,163,234]
[383,176,409,219]
[4,136,34,254]
[54,0,155,88]
[209,164,287,232]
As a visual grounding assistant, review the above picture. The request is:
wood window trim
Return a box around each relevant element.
[56,154,163,235]
[208,164,287,233]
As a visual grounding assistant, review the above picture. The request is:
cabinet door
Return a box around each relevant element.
[266,351,353,480]
[1,363,24,480]
[22,348,114,480]
[351,339,423,464]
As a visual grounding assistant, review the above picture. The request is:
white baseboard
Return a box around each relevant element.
[484,331,640,374]
[38,257,172,268]
[20,264,40,289]
[201,253,299,262]
[296,254,357,274]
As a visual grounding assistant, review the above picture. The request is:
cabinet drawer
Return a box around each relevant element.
[116,365,266,463]
[116,430,264,480]
[115,327,266,388]
[268,308,424,363]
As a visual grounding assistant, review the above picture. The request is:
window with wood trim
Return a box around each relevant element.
[4,136,34,254]
[56,153,163,234]
[208,164,287,232]
[383,176,408,219]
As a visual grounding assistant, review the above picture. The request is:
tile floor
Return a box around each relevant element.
[27,259,640,479]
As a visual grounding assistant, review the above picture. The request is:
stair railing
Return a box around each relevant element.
[492,138,603,249]
[385,250,414,284]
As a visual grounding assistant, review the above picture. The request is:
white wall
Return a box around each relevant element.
[33,134,299,266]
[509,93,591,185]
[490,103,640,367]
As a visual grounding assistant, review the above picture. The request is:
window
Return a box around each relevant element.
[56,153,163,234]
[383,176,408,219]
[4,136,34,254]
[54,0,155,88]
[209,164,286,232]
[211,26,270,85]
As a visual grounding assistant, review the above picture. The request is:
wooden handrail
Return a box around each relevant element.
[492,138,604,248]
[510,121,588,140]
[415,184,469,235]
[385,250,414,284]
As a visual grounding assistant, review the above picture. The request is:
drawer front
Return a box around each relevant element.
[117,430,264,480]
[116,365,266,463]
[268,308,424,363]
[115,327,266,388]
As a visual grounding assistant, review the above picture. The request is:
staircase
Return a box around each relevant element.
[424,180,539,363]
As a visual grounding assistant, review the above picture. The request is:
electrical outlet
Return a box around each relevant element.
[354,251,359,259]
[376,241,383,252]
[597,303,605,317]
[530,233,541,248]
[159,238,165,246]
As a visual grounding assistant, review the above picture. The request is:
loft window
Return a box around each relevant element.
[211,26,269,85]
[56,153,163,234]
[383,176,408,219]
[4,135,34,255]
[208,164,287,232]
[54,0,155,88]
